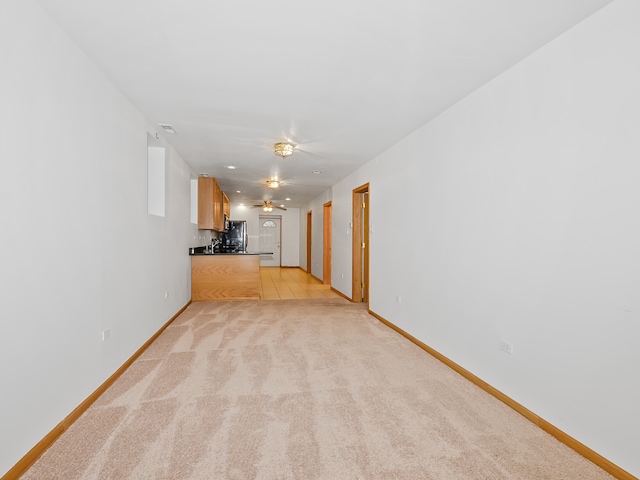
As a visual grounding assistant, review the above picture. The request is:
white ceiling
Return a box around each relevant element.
[37,0,612,208]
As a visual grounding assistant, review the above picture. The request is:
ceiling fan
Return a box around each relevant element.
[253,200,287,212]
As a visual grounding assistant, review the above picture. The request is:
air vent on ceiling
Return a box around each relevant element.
[158,124,176,134]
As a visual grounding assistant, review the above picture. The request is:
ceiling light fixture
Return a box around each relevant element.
[266,179,280,189]
[263,201,274,213]
[225,165,237,170]
[274,142,294,158]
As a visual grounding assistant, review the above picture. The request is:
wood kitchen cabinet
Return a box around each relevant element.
[213,184,224,231]
[223,192,230,219]
[198,176,230,231]
[198,176,223,231]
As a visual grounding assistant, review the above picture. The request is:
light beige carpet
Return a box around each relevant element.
[21,298,613,479]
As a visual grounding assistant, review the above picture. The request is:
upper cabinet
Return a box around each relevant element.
[223,192,230,219]
[198,176,225,231]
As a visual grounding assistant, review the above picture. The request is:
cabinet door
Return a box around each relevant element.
[213,180,223,231]
[223,192,230,218]
[198,177,225,231]
[197,177,215,230]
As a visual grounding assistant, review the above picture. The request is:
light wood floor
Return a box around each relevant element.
[260,267,344,300]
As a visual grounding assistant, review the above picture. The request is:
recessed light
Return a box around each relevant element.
[239,203,245,206]
[199,173,209,177]
[285,197,291,201]
[280,205,285,208]
[236,190,241,193]
[225,165,237,170]
[312,170,322,174]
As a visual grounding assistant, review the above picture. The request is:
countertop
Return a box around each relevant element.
[189,247,272,256]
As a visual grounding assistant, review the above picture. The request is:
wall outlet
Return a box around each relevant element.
[499,340,513,354]
[164,291,169,299]
[102,329,111,341]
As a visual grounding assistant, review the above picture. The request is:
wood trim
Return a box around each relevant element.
[306,210,312,274]
[352,183,369,302]
[363,191,369,303]
[323,201,332,286]
[367,309,636,480]
[351,191,362,301]
[2,301,191,480]
[330,287,352,302]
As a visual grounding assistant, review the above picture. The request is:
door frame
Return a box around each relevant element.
[323,201,332,285]
[306,210,312,274]
[352,183,369,303]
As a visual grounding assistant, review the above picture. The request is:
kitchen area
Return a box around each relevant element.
[190,176,265,300]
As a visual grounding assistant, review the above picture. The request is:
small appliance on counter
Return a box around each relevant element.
[220,220,248,252]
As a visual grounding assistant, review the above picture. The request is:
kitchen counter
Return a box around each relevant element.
[189,251,268,256]
[191,253,261,300]
[189,247,271,256]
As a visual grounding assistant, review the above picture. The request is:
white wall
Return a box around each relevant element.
[0,1,198,476]
[303,0,640,476]
[230,204,300,266]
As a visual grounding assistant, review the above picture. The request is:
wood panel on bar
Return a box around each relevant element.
[191,255,261,300]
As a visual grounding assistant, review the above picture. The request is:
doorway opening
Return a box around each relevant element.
[352,183,369,303]
[323,201,332,285]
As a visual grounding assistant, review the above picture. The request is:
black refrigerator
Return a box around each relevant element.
[220,220,248,252]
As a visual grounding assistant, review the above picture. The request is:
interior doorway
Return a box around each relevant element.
[323,201,332,285]
[259,217,281,266]
[352,183,369,303]
[306,210,312,274]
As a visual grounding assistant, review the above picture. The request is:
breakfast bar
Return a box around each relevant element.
[190,251,262,300]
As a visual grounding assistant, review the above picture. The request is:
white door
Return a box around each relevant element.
[259,217,281,266]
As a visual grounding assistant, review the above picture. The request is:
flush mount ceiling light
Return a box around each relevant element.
[274,142,294,158]
[266,179,280,189]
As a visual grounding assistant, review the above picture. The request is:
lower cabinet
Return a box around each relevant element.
[191,255,260,300]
